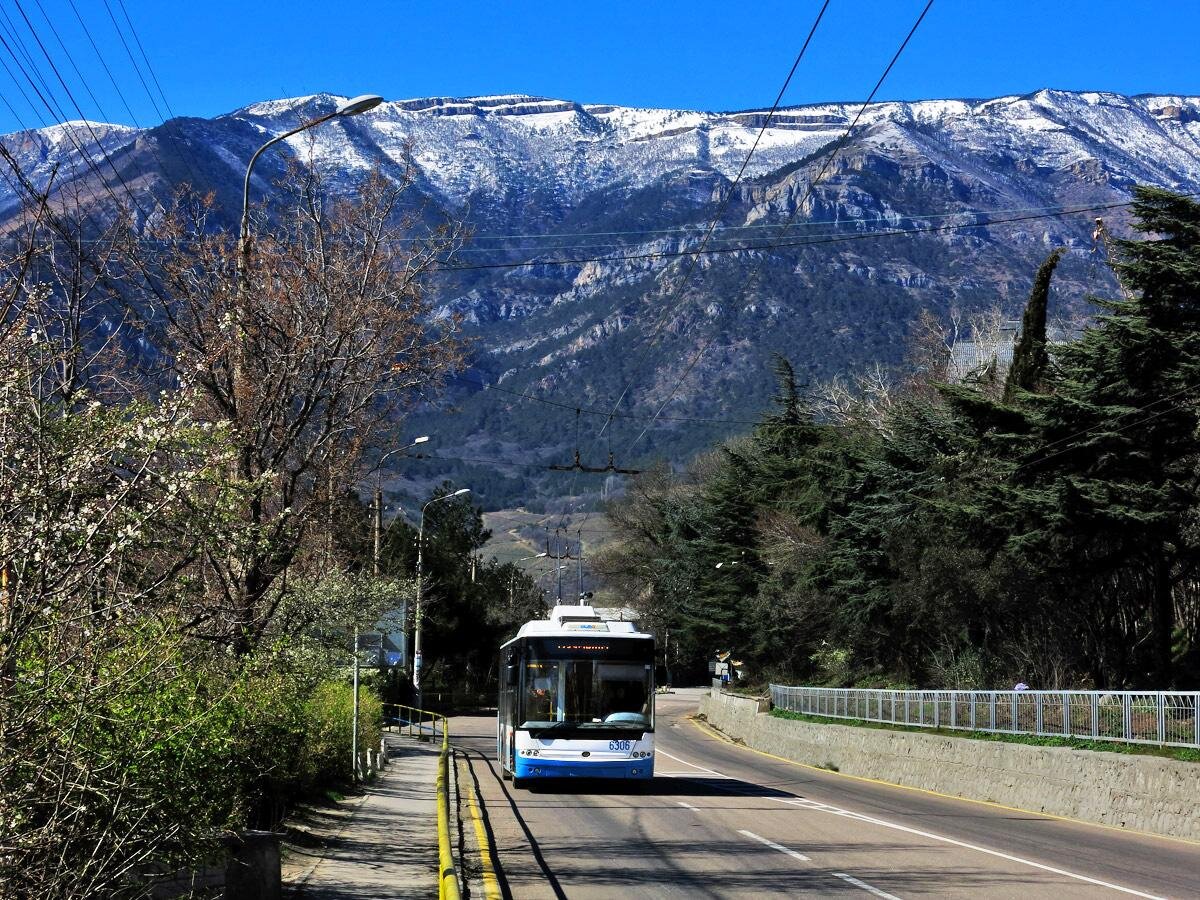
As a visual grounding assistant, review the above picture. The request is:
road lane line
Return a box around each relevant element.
[774,797,1166,899]
[676,801,700,811]
[833,872,903,899]
[687,714,1200,849]
[656,747,729,777]
[663,746,1166,899]
[738,829,811,862]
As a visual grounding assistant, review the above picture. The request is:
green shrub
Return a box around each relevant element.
[297,680,382,789]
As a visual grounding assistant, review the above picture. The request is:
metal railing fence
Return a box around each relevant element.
[383,703,459,900]
[768,685,1200,749]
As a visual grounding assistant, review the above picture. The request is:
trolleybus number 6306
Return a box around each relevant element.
[609,739,632,751]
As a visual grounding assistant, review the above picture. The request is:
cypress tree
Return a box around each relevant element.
[1003,248,1064,403]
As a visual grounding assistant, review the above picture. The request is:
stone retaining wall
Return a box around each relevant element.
[699,688,1200,841]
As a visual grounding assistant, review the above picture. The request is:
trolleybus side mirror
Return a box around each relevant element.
[505,664,519,686]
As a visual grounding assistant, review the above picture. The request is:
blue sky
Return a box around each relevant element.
[1,0,1198,133]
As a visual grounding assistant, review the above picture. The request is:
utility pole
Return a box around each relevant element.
[351,624,359,779]
[665,627,672,688]
[555,528,563,603]
[372,487,383,577]
[577,528,583,602]
[544,531,575,605]
[415,488,470,713]
[370,434,428,681]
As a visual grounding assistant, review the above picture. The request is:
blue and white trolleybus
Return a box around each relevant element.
[498,604,655,786]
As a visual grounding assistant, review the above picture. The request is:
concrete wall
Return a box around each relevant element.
[699,689,1200,841]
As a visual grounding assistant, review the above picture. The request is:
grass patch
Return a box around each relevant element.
[769,708,1200,763]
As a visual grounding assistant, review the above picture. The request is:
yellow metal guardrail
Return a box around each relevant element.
[388,705,460,900]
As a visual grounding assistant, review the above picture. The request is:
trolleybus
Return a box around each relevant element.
[498,604,655,786]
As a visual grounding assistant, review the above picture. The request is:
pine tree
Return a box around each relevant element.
[1017,188,1200,685]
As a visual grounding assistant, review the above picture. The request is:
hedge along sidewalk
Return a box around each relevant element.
[281,733,442,899]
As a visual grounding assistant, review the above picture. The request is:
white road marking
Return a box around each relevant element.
[676,801,700,811]
[778,798,1164,899]
[655,748,728,777]
[738,829,811,862]
[663,748,1165,899]
[833,872,904,899]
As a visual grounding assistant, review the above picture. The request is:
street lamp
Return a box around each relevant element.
[238,94,384,257]
[510,552,548,606]
[232,93,385,438]
[413,488,470,712]
[372,435,430,576]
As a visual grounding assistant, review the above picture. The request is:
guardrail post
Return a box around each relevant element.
[1195,693,1200,748]
[1090,693,1099,740]
[1063,690,1070,737]
[1035,692,1043,734]
[1123,693,1132,742]
[1157,692,1166,744]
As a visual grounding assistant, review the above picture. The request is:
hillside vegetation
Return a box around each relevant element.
[598,187,1200,691]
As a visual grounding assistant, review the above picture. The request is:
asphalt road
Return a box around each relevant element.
[450,687,1200,899]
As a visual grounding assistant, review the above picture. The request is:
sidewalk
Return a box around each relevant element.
[282,734,441,899]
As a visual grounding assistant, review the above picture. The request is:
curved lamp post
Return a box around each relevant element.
[414,488,470,711]
[238,94,384,256]
[372,435,430,576]
[233,94,384,402]
[509,552,548,607]
[236,94,384,779]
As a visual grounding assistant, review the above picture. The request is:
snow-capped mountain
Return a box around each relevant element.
[3,89,1199,503]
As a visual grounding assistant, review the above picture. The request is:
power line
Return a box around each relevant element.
[449,373,775,426]
[626,0,936,458]
[0,12,138,231]
[435,197,1142,272]
[114,0,176,120]
[108,0,206,189]
[57,0,200,190]
[64,0,141,127]
[99,0,166,125]
[10,0,151,220]
[406,451,586,472]
[401,202,1096,245]
[549,0,832,538]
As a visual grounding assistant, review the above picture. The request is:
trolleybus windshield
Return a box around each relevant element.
[520,637,653,731]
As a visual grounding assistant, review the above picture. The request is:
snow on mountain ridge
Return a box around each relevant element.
[2,89,1199,216]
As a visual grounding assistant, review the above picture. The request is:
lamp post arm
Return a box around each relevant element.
[240,110,338,243]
